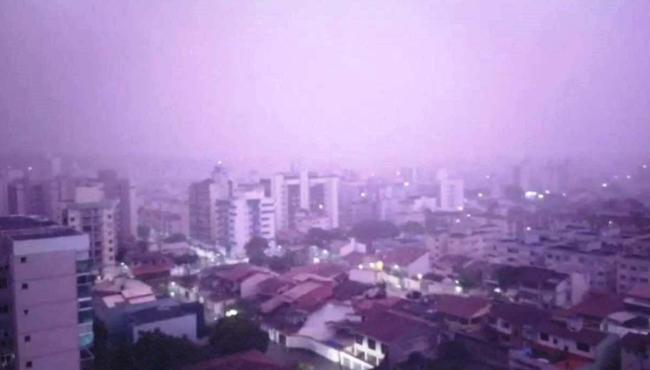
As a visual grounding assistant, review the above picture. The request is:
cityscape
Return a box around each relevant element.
[1,1,650,370]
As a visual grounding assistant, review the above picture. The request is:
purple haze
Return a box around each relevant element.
[1,1,649,169]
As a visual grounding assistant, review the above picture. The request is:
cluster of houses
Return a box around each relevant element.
[87,194,650,370]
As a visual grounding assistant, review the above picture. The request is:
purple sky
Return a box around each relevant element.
[1,1,649,169]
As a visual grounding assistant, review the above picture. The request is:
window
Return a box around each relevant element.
[24,335,30,343]
[23,309,29,315]
[21,283,28,290]
[20,257,27,263]
[381,344,389,354]
[368,339,376,350]
[540,332,549,341]
[355,335,363,345]
[576,342,591,352]
[26,361,32,368]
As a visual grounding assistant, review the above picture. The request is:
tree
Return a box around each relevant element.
[351,220,399,243]
[305,227,333,247]
[93,329,206,370]
[267,255,294,272]
[244,236,269,265]
[131,331,206,370]
[209,316,269,355]
[401,221,425,236]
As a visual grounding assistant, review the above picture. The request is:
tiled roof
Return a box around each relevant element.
[379,246,428,267]
[538,320,608,346]
[432,294,490,319]
[491,302,550,326]
[569,293,624,320]
[349,308,435,344]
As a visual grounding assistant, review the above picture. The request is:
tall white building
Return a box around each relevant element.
[189,165,275,257]
[269,170,339,231]
[59,183,118,271]
[439,178,465,211]
[228,187,276,258]
[188,166,232,246]
[0,216,93,370]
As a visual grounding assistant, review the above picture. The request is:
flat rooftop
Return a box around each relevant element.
[0,216,81,241]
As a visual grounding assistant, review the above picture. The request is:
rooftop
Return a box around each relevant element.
[0,216,80,241]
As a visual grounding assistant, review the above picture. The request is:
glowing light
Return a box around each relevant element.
[478,192,484,198]
[454,286,463,294]
[393,264,400,270]
[494,287,502,294]
[358,264,364,270]
[537,194,544,199]
[608,220,614,225]
[601,183,608,188]
[562,193,567,197]
[313,257,321,264]
[643,164,648,169]
[225,309,238,317]
[457,206,464,211]
[524,191,538,199]
[360,192,367,198]
[376,261,384,270]
[403,181,410,187]
[466,213,472,218]
[626,175,632,180]
[455,218,461,223]
[544,190,551,195]
[369,262,376,269]
[318,204,324,210]
[526,226,532,231]
[417,273,423,280]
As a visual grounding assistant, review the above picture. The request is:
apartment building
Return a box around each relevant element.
[0,216,93,370]
[267,171,339,231]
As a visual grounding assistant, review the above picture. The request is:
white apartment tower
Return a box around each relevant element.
[439,178,465,211]
[188,166,232,246]
[59,183,118,271]
[228,187,276,258]
[270,170,339,231]
[0,216,93,370]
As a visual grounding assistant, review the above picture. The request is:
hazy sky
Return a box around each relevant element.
[1,1,649,169]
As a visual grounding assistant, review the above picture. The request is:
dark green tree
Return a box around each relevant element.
[401,221,425,236]
[244,236,269,265]
[209,316,270,355]
[351,220,399,243]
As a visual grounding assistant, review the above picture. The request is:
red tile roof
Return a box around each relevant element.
[433,294,490,319]
[349,307,436,344]
[569,292,624,321]
[379,246,428,268]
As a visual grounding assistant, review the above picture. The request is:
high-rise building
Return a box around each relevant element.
[227,187,276,258]
[269,170,339,231]
[189,165,276,257]
[188,166,232,246]
[439,178,465,211]
[97,170,138,252]
[0,216,93,370]
[59,183,118,271]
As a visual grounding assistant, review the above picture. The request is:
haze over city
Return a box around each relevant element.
[1,2,650,370]
[2,1,649,170]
